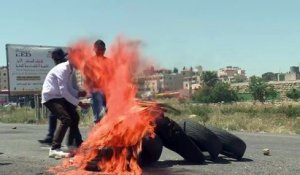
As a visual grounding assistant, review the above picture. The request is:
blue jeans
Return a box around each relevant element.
[91,91,106,123]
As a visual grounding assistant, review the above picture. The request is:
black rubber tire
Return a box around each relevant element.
[206,126,246,160]
[139,135,163,165]
[154,116,205,163]
[178,120,222,161]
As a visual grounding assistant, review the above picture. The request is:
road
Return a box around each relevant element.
[0,123,299,175]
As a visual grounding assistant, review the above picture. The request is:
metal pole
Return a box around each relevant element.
[34,95,40,121]
[37,95,40,120]
[34,95,37,120]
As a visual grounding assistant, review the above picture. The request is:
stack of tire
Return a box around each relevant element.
[85,116,247,170]
[140,116,247,165]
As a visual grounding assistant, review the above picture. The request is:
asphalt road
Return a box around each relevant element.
[0,123,299,175]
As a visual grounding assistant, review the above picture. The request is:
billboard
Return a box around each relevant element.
[6,44,67,95]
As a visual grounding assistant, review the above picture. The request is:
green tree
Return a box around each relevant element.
[192,86,212,103]
[201,71,218,87]
[173,67,178,74]
[265,85,278,100]
[248,76,278,102]
[286,88,300,101]
[192,82,238,103]
[210,82,238,103]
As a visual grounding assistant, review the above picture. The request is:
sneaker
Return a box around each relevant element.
[49,148,70,158]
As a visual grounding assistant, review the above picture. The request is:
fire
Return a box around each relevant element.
[49,37,163,175]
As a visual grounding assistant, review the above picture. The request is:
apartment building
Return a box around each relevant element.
[217,66,246,82]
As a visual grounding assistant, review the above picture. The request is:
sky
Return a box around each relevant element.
[1,0,300,76]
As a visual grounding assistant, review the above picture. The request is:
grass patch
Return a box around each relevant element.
[159,99,300,134]
[0,106,38,123]
[237,93,253,101]
[0,106,93,126]
[1,99,299,134]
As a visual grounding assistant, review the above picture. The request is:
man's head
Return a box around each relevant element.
[51,48,67,65]
[94,39,106,57]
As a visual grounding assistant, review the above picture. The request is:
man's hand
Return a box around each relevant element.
[78,101,90,109]
[78,90,87,97]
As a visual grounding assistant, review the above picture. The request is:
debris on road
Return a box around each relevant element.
[263,148,270,156]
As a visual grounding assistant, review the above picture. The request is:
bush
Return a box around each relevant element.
[286,88,300,101]
[276,105,300,118]
[192,86,212,103]
[210,82,238,103]
[192,82,238,103]
[248,76,278,102]
[237,93,253,101]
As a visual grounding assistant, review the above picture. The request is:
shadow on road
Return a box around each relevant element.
[142,157,254,175]
[0,152,13,166]
[206,156,253,164]
[143,160,205,169]
[143,161,200,175]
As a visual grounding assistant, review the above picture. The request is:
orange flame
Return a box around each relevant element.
[50,37,163,175]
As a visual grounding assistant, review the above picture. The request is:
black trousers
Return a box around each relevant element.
[44,98,82,149]
[45,112,57,140]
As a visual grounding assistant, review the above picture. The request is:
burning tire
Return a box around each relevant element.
[155,116,205,163]
[85,148,114,171]
[85,136,163,171]
[138,135,163,165]
[206,126,246,160]
[178,120,222,161]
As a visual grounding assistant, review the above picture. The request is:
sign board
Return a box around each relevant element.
[6,44,67,95]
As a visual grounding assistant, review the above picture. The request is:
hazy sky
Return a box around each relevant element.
[1,0,300,76]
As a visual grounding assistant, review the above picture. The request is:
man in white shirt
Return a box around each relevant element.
[38,48,69,145]
[42,50,88,158]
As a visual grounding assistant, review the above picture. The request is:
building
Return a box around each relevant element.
[0,66,9,105]
[217,66,246,82]
[285,66,300,81]
[137,66,203,96]
[0,66,8,91]
[182,66,202,94]
[142,73,184,93]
